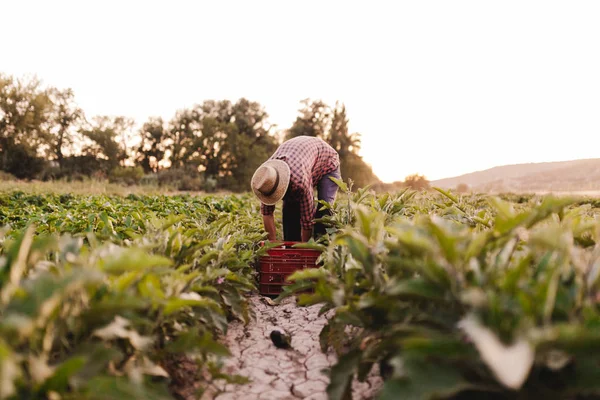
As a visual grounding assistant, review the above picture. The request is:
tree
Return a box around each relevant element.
[0,74,54,178]
[230,98,271,139]
[47,88,83,169]
[222,99,278,190]
[166,104,230,174]
[286,99,331,140]
[136,117,167,173]
[223,126,278,191]
[193,99,278,186]
[194,115,234,177]
[80,116,133,172]
[325,102,379,189]
[165,99,278,191]
[403,174,430,190]
[281,99,383,190]
[340,153,380,189]
[327,103,360,157]
[166,108,201,169]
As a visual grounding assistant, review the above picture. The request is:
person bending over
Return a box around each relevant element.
[250,136,341,242]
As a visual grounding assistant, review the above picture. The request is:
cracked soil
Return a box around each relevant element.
[200,294,382,400]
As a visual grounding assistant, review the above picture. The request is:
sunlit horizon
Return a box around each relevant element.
[2,0,599,183]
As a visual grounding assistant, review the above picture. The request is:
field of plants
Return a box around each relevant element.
[1,184,600,400]
[282,184,600,399]
[0,190,267,399]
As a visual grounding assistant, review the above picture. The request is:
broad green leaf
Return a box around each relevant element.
[167,330,230,356]
[82,376,172,400]
[101,249,172,274]
[41,356,87,393]
[378,356,469,400]
[385,277,445,301]
[137,274,165,300]
[329,176,349,192]
[326,349,361,400]
[163,297,222,316]
[287,267,327,282]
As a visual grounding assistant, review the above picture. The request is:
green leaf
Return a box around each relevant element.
[41,356,87,393]
[138,274,165,300]
[433,187,459,204]
[385,277,445,301]
[287,267,327,282]
[291,242,327,252]
[101,248,172,274]
[566,358,600,395]
[329,176,349,192]
[378,356,469,400]
[326,349,361,400]
[82,376,172,400]
[167,330,230,357]
[427,217,459,263]
[319,323,331,353]
[163,297,223,316]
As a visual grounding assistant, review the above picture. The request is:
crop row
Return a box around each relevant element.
[282,185,600,399]
[0,192,268,399]
[3,187,600,400]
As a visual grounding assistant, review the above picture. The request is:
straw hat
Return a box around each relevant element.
[251,159,291,205]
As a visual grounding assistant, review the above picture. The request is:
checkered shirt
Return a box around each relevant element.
[260,136,340,230]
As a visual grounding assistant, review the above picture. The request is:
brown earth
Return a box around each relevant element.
[198,294,382,400]
[431,158,600,194]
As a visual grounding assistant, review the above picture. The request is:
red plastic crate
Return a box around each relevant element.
[258,241,322,296]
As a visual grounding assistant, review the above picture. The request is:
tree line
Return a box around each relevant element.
[0,73,385,192]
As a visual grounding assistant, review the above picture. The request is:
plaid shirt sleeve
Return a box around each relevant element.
[298,179,315,230]
[260,203,275,216]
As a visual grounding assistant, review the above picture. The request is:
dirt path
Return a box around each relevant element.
[201,294,382,400]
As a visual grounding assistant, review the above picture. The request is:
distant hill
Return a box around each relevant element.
[431,158,600,193]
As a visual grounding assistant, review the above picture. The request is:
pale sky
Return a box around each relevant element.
[2,0,599,182]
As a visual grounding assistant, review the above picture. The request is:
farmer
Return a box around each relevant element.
[251,136,341,242]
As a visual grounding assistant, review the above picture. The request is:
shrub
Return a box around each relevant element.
[204,176,217,193]
[37,164,63,181]
[0,170,17,181]
[178,175,204,191]
[91,170,108,181]
[157,168,187,187]
[403,173,430,190]
[140,173,159,187]
[1,145,48,180]
[157,168,206,191]
[456,183,469,193]
[69,173,87,182]
[61,155,108,177]
[108,166,145,185]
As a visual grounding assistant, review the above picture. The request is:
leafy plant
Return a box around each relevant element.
[280,186,600,399]
[4,187,600,400]
[0,192,267,399]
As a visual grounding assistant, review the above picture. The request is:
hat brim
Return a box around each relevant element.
[251,159,291,205]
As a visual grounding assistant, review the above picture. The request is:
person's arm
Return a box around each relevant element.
[263,214,277,241]
[299,184,314,242]
[301,227,312,242]
[260,203,277,241]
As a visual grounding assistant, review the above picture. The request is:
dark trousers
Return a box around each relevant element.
[282,168,341,241]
